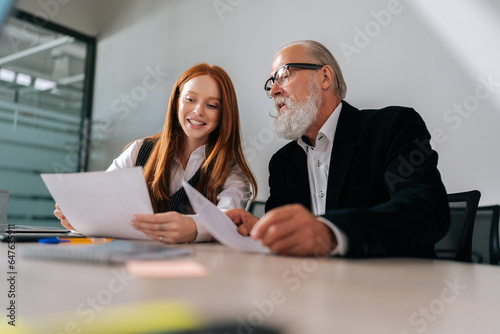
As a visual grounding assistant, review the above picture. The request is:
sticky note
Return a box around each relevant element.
[126,260,208,278]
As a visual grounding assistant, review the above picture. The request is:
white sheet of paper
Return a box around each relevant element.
[41,167,153,240]
[182,180,270,254]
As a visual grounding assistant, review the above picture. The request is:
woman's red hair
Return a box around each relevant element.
[142,63,257,212]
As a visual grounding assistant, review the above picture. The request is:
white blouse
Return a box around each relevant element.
[107,139,251,242]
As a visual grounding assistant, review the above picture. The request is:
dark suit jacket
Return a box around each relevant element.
[266,101,450,258]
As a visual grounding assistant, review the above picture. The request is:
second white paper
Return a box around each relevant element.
[182,180,270,254]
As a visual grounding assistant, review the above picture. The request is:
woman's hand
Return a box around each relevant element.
[131,212,197,243]
[54,203,76,231]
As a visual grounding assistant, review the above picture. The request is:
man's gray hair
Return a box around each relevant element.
[276,40,347,99]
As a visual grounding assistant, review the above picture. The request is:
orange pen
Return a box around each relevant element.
[39,237,113,244]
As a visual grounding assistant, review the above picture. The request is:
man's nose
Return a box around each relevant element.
[269,81,282,97]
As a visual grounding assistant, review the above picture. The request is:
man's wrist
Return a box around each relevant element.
[317,216,348,256]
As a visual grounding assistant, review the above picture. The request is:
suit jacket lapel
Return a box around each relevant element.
[326,101,359,211]
[286,146,311,208]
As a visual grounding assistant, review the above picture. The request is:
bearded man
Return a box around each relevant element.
[227,40,450,258]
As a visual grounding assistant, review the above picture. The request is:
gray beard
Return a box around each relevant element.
[273,82,320,140]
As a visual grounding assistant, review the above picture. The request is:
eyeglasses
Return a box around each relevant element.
[264,63,323,98]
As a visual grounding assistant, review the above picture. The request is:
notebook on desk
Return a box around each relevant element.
[19,240,192,264]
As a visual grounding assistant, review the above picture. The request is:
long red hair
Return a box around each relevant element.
[142,63,257,212]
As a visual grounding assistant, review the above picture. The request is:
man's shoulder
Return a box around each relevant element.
[270,140,301,165]
[342,101,422,127]
[273,140,300,156]
[357,104,418,120]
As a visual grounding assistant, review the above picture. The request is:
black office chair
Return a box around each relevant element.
[434,190,481,262]
[247,200,266,218]
[471,205,500,265]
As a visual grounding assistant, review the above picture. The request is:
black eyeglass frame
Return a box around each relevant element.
[264,63,323,98]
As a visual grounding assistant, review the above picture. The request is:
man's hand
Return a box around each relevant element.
[225,208,259,236]
[251,204,337,256]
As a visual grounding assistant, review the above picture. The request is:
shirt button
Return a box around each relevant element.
[319,191,325,197]
[316,160,321,167]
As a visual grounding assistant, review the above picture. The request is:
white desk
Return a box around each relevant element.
[3,242,500,333]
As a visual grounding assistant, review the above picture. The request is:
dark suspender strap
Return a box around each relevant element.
[168,168,202,214]
[134,137,202,214]
[135,138,157,167]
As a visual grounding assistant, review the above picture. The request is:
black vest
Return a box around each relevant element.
[135,138,201,214]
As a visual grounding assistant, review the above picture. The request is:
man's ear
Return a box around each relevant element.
[319,65,334,90]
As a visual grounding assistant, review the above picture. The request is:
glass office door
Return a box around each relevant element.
[0,10,95,227]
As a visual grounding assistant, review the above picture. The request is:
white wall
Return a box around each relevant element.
[22,0,500,205]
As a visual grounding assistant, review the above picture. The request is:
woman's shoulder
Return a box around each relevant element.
[124,138,144,151]
[106,139,143,171]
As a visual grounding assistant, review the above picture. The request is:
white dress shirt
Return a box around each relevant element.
[107,139,251,242]
[297,102,348,256]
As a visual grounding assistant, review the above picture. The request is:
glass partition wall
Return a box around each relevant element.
[0,10,95,227]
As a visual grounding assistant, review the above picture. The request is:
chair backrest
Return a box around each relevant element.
[435,190,481,262]
[472,205,500,265]
[247,200,266,218]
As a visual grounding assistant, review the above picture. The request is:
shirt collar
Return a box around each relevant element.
[190,144,206,158]
[297,101,343,153]
[174,144,207,163]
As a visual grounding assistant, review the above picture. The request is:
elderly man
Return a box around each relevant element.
[227,40,449,258]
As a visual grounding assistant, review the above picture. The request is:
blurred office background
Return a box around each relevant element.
[1,0,499,227]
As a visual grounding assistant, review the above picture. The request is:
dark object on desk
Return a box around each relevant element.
[472,205,500,265]
[0,232,79,242]
[20,240,192,264]
[0,224,81,242]
[435,190,481,262]
[5,224,70,233]
[158,323,281,334]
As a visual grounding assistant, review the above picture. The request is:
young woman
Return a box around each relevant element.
[56,63,257,243]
